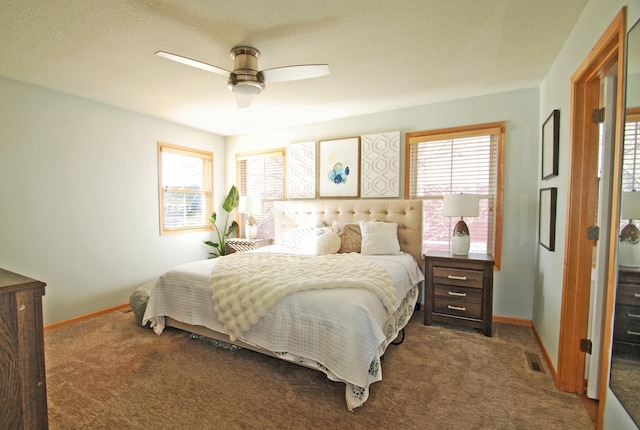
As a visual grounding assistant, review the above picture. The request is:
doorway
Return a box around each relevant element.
[557,7,625,408]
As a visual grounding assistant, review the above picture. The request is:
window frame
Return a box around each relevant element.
[236,148,286,239]
[157,141,214,235]
[405,122,504,269]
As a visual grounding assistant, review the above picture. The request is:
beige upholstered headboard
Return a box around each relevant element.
[272,199,424,265]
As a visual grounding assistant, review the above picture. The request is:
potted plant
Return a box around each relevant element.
[204,185,239,257]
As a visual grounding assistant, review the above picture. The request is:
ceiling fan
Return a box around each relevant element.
[155,46,330,108]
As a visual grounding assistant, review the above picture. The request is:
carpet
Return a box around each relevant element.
[44,309,595,429]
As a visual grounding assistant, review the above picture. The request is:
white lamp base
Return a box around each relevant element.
[619,222,640,267]
[452,234,470,256]
[451,219,470,256]
[246,223,258,240]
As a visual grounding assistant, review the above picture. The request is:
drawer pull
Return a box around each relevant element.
[447,275,467,281]
[627,330,640,337]
[448,305,466,311]
[448,291,467,297]
[629,312,640,319]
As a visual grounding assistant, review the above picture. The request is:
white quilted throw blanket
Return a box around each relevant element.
[211,252,396,341]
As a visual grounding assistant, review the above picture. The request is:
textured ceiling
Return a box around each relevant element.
[0,0,588,136]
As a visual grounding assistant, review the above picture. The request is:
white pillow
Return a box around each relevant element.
[315,231,341,255]
[358,221,402,255]
[280,226,317,252]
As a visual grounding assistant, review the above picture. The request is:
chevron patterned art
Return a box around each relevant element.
[361,131,400,198]
[286,141,316,199]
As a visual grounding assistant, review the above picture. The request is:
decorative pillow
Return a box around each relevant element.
[315,231,341,255]
[280,226,317,252]
[331,221,362,253]
[359,221,402,255]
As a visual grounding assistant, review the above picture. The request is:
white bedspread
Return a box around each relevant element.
[211,252,396,341]
[142,248,423,408]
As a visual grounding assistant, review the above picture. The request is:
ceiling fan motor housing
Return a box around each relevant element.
[228,46,265,95]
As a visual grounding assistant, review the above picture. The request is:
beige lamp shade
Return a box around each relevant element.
[621,191,640,220]
[443,194,480,217]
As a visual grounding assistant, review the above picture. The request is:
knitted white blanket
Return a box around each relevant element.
[211,252,396,341]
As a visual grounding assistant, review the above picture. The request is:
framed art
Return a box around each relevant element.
[360,131,400,198]
[286,141,316,199]
[542,109,560,180]
[318,137,360,197]
[539,187,557,251]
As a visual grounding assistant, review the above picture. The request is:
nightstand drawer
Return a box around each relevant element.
[433,267,483,288]
[433,285,482,319]
[615,282,640,306]
[614,307,640,343]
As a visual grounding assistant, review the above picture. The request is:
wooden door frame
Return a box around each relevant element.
[557,8,625,429]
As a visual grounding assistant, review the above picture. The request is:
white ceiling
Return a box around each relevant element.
[0,0,588,136]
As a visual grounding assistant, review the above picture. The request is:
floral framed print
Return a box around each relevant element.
[539,187,557,251]
[318,137,360,197]
[542,109,560,180]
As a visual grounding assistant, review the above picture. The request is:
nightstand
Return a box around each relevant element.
[225,238,273,254]
[424,251,495,336]
[614,267,640,354]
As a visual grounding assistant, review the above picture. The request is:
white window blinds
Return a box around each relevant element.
[158,142,213,234]
[407,123,504,267]
[236,150,285,239]
[623,111,640,191]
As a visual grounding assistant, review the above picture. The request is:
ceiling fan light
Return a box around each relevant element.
[228,73,264,95]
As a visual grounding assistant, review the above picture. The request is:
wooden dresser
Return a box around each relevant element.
[424,251,495,336]
[0,268,48,429]
[614,267,640,354]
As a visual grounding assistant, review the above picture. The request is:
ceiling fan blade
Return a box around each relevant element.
[235,93,254,109]
[155,51,230,76]
[261,64,330,83]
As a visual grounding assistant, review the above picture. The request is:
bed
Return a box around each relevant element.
[141,199,424,410]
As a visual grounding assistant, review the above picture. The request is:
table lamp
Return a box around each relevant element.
[619,191,640,267]
[443,193,480,256]
[238,196,262,239]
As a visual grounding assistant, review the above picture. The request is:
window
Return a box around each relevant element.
[623,108,640,192]
[406,122,504,268]
[158,142,213,235]
[236,149,285,239]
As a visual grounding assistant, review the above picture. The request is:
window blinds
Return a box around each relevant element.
[159,143,213,232]
[407,124,502,259]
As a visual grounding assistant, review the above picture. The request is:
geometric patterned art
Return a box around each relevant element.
[360,131,400,198]
[286,141,316,199]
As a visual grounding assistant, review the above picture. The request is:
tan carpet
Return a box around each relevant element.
[44,309,595,430]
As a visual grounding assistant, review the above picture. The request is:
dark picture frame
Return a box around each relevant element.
[542,109,560,180]
[539,187,557,251]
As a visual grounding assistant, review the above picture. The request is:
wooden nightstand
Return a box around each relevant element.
[424,251,495,336]
[225,238,273,254]
[614,267,640,354]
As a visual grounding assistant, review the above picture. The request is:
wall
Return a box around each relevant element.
[0,77,226,325]
[225,87,540,321]
[538,0,639,428]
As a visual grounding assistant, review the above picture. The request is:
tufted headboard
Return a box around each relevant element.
[272,199,424,265]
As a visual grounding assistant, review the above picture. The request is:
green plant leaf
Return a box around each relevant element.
[222,185,239,213]
[226,220,238,236]
[204,240,220,249]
